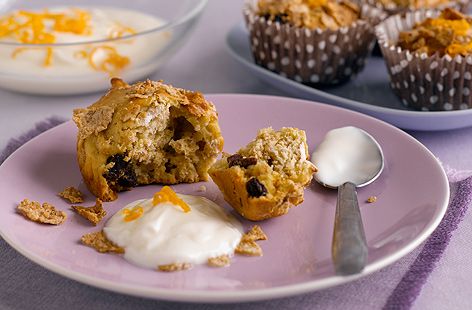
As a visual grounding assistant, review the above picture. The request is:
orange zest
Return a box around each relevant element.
[152,186,191,213]
[121,205,144,222]
[88,45,130,75]
[108,22,136,39]
[0,8,134,71]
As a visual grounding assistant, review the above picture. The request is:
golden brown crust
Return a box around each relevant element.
[17,199,66,225]
[74,78,224,201]
[71,198,107,225]
[81,231,124,253]
[257,0,360,30]
[209,127,317,221]
[58,186,84,203]
[397,8,472,57]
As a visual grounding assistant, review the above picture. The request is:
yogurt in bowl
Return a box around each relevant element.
[0,1,206,94]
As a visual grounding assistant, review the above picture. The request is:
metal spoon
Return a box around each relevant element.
[312,127,384,275]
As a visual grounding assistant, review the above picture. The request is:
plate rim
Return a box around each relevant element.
[225,22,472,130]
[0,94,450,303]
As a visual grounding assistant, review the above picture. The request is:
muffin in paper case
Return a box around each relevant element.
[243,0,386,86]
[376,9,472,111]
[364,0,470,15]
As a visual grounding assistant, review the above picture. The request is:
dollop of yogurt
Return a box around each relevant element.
[103,193,243,269]
[311,126,383,187]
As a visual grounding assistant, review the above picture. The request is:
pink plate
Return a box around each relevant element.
[0,94,449,303]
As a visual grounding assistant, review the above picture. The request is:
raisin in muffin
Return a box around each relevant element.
[209,127,317,221]
[73,78,224,201]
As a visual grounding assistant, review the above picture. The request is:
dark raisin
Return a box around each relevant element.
[240,157,257,168]
[103,154,138,191]
[246,178,267,198]
[227,154,243,167]
[267,157,274,166]
[165,161,177,173]
[197,140,206,151]
[172,116,194,140]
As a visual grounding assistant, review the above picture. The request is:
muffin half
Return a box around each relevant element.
[73,78,224,201]
[209,127,317,221]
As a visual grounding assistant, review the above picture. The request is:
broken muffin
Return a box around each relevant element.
[209,127,317,221]
[73,78,224,201]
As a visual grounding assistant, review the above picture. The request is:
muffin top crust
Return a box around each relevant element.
[397,8,472,57]
[256,0,360,30]
[377,0,451,9]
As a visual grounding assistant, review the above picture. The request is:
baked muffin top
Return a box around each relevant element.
[256,0,360,30]
[377,0,451,9]
[397,8,472,57]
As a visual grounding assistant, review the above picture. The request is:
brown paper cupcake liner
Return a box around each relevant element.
[376,9,472,111]
[364,0,470,15]
[243,1,385,85]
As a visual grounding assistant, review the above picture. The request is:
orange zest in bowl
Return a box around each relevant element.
[88,45,130,75]
[0,8,135,71]
[121,205,144,222]
[153,186,191,213]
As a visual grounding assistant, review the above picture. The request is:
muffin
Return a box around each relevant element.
[73,78,224,201]
[209,127,317,221]
[376,8,472,110]
[367,0,469,15]
[244,0,385,85]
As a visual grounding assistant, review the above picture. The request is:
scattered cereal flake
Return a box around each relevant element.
[58,186,84,203]
[208,254,231,267]
[198,185,207,192]
[17,199,66,225]
[367,196,377,203]
[235,240,263,256]
[81,231,124,254]
[158,263,192,272]
[72,198,106,225]
[242,225,268,241]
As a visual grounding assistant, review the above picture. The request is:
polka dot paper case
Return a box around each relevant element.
[376,8,472,111]
[243,0,385,85]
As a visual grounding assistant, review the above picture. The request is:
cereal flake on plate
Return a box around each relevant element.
[72,198,106,225]
[81,231,124,254]
[58,186,84,203]
[208,254,231,267]
[17,199,66,225]
[158,263,192,272]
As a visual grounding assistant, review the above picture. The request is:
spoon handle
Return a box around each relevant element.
[332,182,368,275]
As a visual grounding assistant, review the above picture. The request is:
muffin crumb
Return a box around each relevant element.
[367,196,377,203]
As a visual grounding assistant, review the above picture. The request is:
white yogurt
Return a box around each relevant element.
[103,194,243,269]
[0,7,170,94]
[311,126,383,187]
